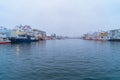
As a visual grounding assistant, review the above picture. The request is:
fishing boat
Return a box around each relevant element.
[9,25,39,43]
[9,34,39,43]
[30,36,39,41]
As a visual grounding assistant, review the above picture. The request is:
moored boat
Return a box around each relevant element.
[0,38,11,44]
[108,39,120,41]
[9,35,39,43]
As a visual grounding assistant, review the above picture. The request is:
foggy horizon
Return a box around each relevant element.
[1,0,120,36]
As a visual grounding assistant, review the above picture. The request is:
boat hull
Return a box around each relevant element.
[10,38,38,43]
[108,39,120,41]
[0,41,11,44]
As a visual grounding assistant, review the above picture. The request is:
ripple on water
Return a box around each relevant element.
[1,40,120,80]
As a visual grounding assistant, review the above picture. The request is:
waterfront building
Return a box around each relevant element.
[0,26,8,38]
[91,32,100,40]
[83,33,93,40]
[33,29,46,40]
[0,26,18,38]
[0,25,47,43]
[99,31,108,40]
[108,29,120,41]
[83,29,120,41]
[50,33,57,40]
[83,34,89,40]
[83,31,108,41]
[7,29,15,37]
[0,26,11,44]
[56,35,64,40]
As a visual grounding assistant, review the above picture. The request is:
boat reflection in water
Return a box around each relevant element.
[16,45,20,56]
[13,40,46,56]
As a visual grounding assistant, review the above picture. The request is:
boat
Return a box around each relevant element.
[9,34,39,43]
[0,38,11,44]
[30,36,39,41]
[9,25,39,43]
[108,39,120,41]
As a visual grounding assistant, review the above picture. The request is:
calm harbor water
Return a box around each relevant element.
[0,39,120,80]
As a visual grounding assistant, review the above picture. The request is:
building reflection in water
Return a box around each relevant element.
[16,45,20,56]
[38,41,46,47]
[31,41,46,47]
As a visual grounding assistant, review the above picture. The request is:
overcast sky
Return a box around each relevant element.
[1,0,120,36]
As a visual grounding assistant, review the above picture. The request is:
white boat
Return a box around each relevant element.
[0,38,11,44]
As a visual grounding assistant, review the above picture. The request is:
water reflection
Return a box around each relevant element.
[16,45,20,56]
[4,40,120,80]
[30,41,46,47]
[11,41,46,56]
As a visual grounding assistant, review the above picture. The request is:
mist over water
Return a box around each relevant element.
[0,40,120,80]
